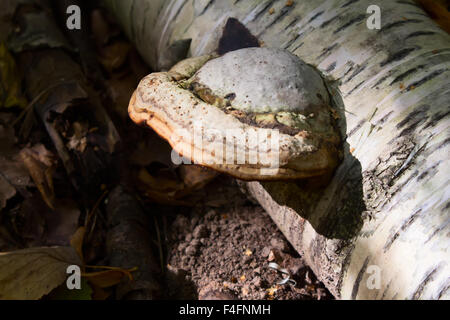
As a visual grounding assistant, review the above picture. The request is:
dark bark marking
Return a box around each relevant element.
[318,43,339,59]
[398,118,425,137]
[283,33,301,49]
[345,63,367,83]
[396,104,430,130]
[425,219,450,244]
[173,0,188,23]
[253,0,278,22]
[308,11,324,23]
[405,31,436,39]
[384,209,422,252]
[405,11,429,18]
[351,256,370,299]
[424,109,450,129]
[284,17,299,30]
[426,137,450,156]
[333,14,366,34]
[386,170,420,206]
[379,19,422,33]
[347,80,365,95]
[291,41,304,52]
[320,15,339,29]
[343,62,355,77]
[374,111,394,127]
[380,47,416,67]
[199,0,215,16]
[341,0,360,8]
[437,280,450,300]
[325,61,336,73]
[390,65,425,85]
[396,0,421,8]
[381,280,392,299]
[417,161,441,181]
[411,265,442,299]
[406,69,445,91]
[348,119,365,137]
[371,72,393,89]
[260,4,295,34]
[217,18,260,55]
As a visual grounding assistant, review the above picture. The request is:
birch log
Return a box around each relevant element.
[104,0,450,299]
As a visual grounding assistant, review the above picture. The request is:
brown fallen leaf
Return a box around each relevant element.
[20,144,57,209]
[0,43,27,109]
[0,113,32,208]
[0,246,82,300]
[44,199,80,247]
[90,9,119,46]
[98,41,130,73]
[106,74,137,120]
[178,164,218,190]
[82,266,136,289]
[0,174,15,210]
[70,226,86,266]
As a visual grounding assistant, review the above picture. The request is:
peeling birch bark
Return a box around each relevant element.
[104,0,450,299]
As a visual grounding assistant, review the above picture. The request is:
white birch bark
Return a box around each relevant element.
[104,0,450,299]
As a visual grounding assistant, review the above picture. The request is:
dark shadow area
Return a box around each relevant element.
[261,80,365,240]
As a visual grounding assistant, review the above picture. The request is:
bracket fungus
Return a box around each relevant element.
[129,47,342,181]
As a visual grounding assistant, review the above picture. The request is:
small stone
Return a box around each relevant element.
[261,246,271,257]
[193,224,208,238]
[178,242,188,252]
[185,245,198,256]
[185,233,192,242]
[270,237,288,252]
[242,285,250,296]
[252,276,262,287]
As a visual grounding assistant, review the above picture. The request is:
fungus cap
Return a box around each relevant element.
[129,47,342,181]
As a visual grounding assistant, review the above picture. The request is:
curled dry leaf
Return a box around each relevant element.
[19,144,57,209]
[178,164,218,190]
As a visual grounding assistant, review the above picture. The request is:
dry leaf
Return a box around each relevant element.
[70,226,86,265]
[20,144,57,209]
[82,266,136,288]
[44,199,80,246]
[0,174,15,210]
[98,41,130,73]
[0,43,27,109]
[0,246,82,300]
[178,165,218,190]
